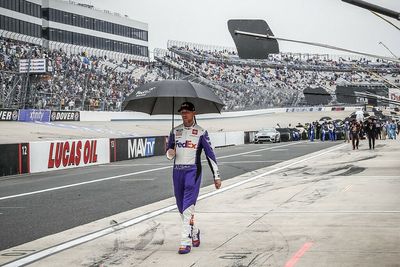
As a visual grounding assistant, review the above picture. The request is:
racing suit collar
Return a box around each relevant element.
[183,120,196,129]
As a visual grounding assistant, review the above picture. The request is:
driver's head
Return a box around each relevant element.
[178,102,196,125]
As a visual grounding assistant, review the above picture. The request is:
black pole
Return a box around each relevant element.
[342,0,400,21]
[172,97,174,131]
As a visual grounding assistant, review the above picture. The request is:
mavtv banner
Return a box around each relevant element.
[110,136,167,162]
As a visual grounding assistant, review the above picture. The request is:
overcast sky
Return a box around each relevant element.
[77,0,399,58]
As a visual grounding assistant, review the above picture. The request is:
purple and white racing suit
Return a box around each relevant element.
[167,122,220,246]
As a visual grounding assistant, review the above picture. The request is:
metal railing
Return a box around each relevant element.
[166,40,399,73]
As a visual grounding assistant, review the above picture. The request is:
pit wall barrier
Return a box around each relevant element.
[209,131,245,148]
[0,131,245,177]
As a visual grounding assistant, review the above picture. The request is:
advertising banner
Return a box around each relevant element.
[50,111,80,121]
[0,109,19,121]
[19,59,46,73]
[110,136,167,162]
[30,138,109,173]
[0,143,29,176]
[18,109,51,122]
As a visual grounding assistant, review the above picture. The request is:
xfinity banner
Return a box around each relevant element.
[110,136,167,162]
[18,109,51,122]
[30,138,109,173]
[0,109,19,121]
[51,111,80,121]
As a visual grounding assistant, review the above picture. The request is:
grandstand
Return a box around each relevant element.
[155,40,399,109]
[1,26,399,111]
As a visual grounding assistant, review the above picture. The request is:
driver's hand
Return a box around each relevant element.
[214,179,222,189]
[166,149,176,160]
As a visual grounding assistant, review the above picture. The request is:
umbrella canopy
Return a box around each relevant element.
[122,80,224,115]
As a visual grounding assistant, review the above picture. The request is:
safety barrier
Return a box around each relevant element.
[209,131,244,148]
[0,130,249,177]
[0,105,363,177]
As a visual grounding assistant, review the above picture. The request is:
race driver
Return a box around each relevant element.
[166,101,222,254]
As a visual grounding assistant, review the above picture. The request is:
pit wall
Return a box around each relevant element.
[0,132,245,177]
[0,106,362,177]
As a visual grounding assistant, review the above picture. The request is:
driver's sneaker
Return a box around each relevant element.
[192,229,200,247]
[178,245,191,254]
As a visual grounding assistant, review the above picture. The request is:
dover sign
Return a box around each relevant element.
[51,111,80,121]
[0,109,19,121]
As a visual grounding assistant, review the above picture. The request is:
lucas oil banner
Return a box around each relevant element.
[29,138,109,173]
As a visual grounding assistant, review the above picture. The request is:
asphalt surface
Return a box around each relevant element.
[0,141,339,251]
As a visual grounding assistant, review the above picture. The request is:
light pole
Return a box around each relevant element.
[378,41,398,59]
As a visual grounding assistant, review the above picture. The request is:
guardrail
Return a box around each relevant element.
[0,131,247,177]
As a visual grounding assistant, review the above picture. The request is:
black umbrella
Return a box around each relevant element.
[122,80,225,129]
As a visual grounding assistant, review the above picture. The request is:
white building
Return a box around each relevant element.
[0,0,149,61]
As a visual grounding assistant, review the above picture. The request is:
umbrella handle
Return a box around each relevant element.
[172,97,174,131]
